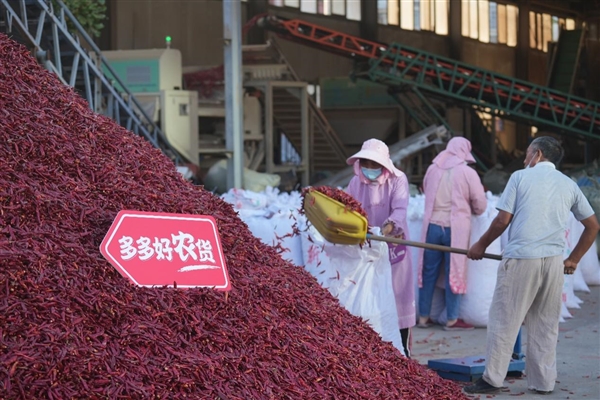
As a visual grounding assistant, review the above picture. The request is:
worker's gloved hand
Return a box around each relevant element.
[394,232,405,240]
[381,223,394,236]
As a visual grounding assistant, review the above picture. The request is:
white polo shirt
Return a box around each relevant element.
[496,161,595,259]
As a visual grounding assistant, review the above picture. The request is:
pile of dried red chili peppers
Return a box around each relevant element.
[0,34,467,399]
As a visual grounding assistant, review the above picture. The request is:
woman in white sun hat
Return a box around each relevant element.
[346,138,415,358]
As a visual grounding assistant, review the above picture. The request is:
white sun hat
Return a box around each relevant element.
[346,138,402,176]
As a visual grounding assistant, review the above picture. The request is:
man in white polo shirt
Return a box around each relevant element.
[463,136,599,395]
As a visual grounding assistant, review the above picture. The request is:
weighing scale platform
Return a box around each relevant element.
[428,328,526,382]
[428,356,525,382]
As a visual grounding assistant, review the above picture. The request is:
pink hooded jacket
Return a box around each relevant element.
[346,139,415,329]
[417,137,487,294]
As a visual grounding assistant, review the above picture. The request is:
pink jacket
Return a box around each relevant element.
[347,160,416,329]
[347,163,409,237]
[417,137,487,294]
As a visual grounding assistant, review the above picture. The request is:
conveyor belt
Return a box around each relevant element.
[258,15,600,141]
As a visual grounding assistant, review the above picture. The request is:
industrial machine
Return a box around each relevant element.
[182,49,316,189]
[102,48,199,165]
[101,45,311,191]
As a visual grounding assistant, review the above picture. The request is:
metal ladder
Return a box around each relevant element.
[0,0,186,165]
[243,39,348,176]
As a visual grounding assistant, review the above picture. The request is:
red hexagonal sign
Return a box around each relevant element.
[100,210,230,291]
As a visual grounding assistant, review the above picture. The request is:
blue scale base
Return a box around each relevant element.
[428,355,525,382]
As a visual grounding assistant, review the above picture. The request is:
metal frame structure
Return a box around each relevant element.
[258,15,600,141]
[368,43,599,140]
[259,39,348,172]
[264,81,310,187]
[223,0,244,189]
[0,0,186,165]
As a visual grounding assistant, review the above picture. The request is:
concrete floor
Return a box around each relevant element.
[412,286,600,399]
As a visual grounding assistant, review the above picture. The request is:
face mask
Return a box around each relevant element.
[361,167,383,181]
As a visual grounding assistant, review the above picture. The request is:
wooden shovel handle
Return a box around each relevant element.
[367,234,503,261]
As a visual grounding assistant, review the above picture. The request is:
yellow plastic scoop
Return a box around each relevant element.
[303,190,502,261]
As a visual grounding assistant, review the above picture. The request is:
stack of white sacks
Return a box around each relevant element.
[222,187,600,353]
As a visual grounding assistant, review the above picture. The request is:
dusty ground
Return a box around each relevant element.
[412,286,600,399]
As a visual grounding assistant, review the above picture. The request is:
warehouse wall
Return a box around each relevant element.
[262,9,358,82]
[528,51,549,86]
[107,1,593,90]
[461,39,516,77]
[378,25,450,57]
[108,2,525,80]
[110,0,244,68]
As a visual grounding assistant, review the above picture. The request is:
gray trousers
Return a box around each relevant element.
[483,255,563,392]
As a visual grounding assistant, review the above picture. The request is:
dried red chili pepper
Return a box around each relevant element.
[301,186,368,218]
